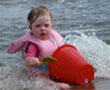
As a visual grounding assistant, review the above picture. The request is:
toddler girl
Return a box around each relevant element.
[8,6,71,90]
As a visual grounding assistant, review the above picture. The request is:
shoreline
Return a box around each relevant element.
[71,79,110,90]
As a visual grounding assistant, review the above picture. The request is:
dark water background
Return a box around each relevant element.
[0,0,110,90]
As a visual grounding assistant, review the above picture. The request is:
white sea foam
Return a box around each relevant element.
[64,31,110,78]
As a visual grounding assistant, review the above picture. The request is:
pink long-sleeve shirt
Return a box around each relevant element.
[26,43,38,58]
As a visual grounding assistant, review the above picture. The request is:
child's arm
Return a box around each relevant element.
[7,32,30,54]
[25,43,40,67]
[7,37,26,54]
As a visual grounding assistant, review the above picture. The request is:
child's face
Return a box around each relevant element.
[29,15,53,40]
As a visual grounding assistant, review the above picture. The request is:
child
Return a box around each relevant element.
[7,6,71,90]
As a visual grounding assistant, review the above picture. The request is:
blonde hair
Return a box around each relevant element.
[27,6,52,25]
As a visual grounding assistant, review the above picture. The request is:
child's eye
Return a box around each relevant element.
[45,24,49,27]
[36,24,40,27]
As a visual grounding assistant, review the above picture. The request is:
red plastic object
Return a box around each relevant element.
[49,44,94,84]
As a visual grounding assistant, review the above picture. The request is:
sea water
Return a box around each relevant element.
[0,0,110,90]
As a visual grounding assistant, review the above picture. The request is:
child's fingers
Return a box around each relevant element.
[26,57,40,66]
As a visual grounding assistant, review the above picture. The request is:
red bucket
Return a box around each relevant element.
[49,44,94,84]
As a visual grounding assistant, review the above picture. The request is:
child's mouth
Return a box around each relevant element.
[40,31,49,39]
[40,31,48,38]
[41,32,46,36]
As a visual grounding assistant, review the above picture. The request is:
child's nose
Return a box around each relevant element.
[41,26,46,30]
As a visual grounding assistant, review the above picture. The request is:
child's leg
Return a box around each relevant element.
[24,68,71,90]
[46,78,71,90]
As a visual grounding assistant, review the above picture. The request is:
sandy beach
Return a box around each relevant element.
[71,79,110,90]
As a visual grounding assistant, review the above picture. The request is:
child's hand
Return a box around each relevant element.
[26,57,40,67]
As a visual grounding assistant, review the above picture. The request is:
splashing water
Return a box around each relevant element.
[0,32,110,90]
[64,31,110,78]
[0,57,59,90]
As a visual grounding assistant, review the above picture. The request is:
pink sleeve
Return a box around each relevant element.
[7,32,30,54]
[26,43,38,58]
[7,38,26,54]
